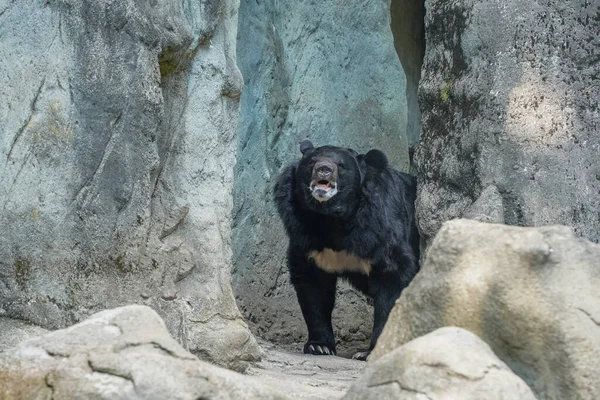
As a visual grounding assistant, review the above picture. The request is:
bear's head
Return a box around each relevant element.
[294,139,388,218]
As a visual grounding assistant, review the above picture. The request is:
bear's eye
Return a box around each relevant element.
[338,163,345,170]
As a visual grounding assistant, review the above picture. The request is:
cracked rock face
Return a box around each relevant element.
[232,0,411,356]
[0,0,259,370]
[372,219,600,400]
[0,305,287,400]
[344,327,536,400]
[415,0,600,245]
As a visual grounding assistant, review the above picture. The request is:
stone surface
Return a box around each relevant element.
[391,0,425,151]
[232,0,415,355]
[0,305,366,400]
[0,318,48,353]
[0,0,259,370]
[462,184,505,224]
[415,0,600,245]
[371,219,600,400]
[247,340,365,399]
[0,305,285,399]
[345,327,536,400]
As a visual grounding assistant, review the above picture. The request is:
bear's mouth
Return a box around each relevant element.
[310,179,338,202]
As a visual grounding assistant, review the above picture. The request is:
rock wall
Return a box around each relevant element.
[232,0,413,354]
[415,0,600,245]
[0,0,259,371]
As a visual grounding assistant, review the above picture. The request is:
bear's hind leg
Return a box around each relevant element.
[352,270,405,361]
[290,258,338,356]
[370,273,404,348]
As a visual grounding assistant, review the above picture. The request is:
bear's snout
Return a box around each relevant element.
[314,160,335,179]
[309,159,339,202]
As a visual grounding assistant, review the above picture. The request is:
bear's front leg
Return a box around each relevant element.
[289,251,338,356]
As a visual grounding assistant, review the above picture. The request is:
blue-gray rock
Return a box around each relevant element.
[0,318,49,353]
[0,0,259,371]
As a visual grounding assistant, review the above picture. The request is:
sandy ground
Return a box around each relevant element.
[245,340,365,399]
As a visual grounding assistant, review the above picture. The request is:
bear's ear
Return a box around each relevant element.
[363,149,388,172]
[299,139,314,155]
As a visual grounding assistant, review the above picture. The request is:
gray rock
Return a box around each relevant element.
[415,0,600,245]
[0,0,259,370]
[344,327,537,400]
[0,305,372,400]
[232,0,414,355]
[462,184,505,224]
[371,219,600,400]
[0,318,48,353]
[0,305,289,400]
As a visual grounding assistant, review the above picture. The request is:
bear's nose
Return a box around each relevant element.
[315,161,334,177]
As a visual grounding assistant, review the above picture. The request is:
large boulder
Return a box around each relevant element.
[415,0,600,245]
[232,0,416,355]
[371,219,600,400]
[344,327,536,400]
[0,0,259,370]
[0,305,289,400]
[0,305,369,400]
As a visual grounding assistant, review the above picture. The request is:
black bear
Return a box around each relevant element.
[273,140,420,360]
[274,140,419,359]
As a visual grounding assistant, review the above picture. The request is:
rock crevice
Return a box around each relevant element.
[232,0,415,355]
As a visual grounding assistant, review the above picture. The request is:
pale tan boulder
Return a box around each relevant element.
[372,219,600,400]
[344,327,536,400]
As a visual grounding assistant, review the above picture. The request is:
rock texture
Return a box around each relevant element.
[0,0,259,370]
[391,0,425,151]
[345,327,536,400]
[415,0,600,245]
[0,305,286,400]
[232,0,413,355]
[0,305,368,400]
[371,219,600,400]
[247,340,365,399]
[0,318,48,353]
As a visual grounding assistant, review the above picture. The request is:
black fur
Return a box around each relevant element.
[273,141,420,359]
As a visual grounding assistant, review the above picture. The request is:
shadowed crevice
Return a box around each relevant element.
[390,0,425,174]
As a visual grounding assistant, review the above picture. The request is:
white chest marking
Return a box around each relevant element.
[308,248,372,275]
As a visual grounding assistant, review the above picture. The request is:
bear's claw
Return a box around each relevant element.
[352,350,370,361]
[304,342,336,356]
